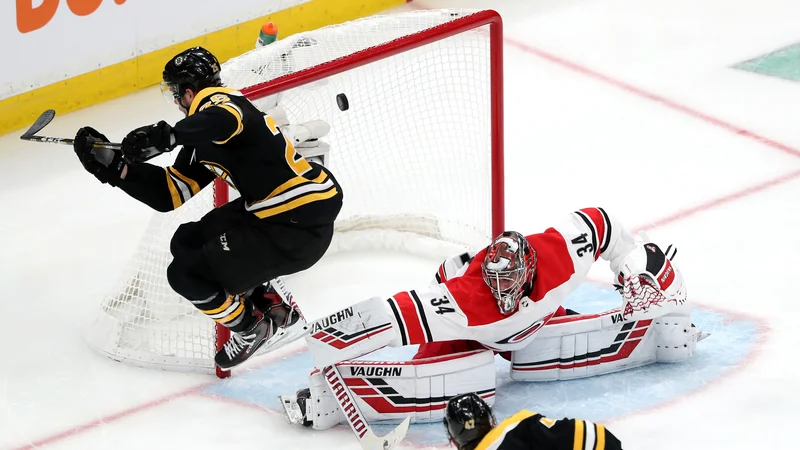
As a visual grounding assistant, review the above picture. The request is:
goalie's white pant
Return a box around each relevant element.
[305,349,496,430]
[510,303,701,381]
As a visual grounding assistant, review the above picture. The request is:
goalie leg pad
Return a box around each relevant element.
[510,304,701,381]
[300,349,496,430]
[306,296,397,368]
[306,367,346,430]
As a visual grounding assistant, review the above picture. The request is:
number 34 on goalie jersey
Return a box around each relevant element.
[385,207,637,352]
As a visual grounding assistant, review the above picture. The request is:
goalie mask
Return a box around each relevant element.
[444,393,496,450]
[482,231,536,315]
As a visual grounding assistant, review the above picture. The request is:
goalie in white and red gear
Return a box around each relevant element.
[387,207,693,359]
[283,207,705,430]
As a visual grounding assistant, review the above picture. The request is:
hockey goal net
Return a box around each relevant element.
[85,9,504,377]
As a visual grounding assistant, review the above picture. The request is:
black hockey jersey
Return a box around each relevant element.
[474,410,622,450]
[119,86,342,226]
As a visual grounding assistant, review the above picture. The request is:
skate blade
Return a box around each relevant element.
[696,330,711,342]
[254,317,311,357]
[278,394,305,425]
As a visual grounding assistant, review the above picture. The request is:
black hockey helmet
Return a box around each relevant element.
[161,46,222,104]
[443,393,496,450]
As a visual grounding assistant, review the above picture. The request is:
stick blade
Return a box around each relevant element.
[21,110,56,138]
[363,417,411,450]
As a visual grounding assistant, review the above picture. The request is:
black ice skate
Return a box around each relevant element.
[250,279,310,356]
[214,308,272,370]
[251,282,301,329]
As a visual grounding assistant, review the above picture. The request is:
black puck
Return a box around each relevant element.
[336,93,349,111]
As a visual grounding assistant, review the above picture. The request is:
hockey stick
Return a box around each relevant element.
[322,365,411,450]
[20,110,121,150]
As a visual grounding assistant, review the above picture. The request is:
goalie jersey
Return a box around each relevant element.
[385,208,639,352]
[475,410,622,450]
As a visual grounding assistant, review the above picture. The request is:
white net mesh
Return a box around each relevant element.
[86,9,500,374]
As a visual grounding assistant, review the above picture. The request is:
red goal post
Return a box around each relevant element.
[90,9,504,378]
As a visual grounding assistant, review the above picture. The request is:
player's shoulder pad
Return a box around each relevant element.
[188,87,245,117]
[475,410,538,450]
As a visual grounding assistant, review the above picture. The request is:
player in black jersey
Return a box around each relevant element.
[444,393,623,450]
[72,47,343,370]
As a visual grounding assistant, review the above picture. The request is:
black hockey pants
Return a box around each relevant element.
[166,198,335,332]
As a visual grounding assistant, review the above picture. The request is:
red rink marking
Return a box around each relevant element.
[9,345,307,450]
[11,384,211,450]
[632,168,800,233]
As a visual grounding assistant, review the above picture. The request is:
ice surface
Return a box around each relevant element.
[1,0,796,448]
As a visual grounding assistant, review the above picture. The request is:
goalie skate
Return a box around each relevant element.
[279,390,311,427]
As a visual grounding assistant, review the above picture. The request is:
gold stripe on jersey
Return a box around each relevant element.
[200,160,237,190]
[203,296,234,316]
[573,419,585,450]
[265,114,313,175]
[475,410,536,450]
[284,138,312,175]
[164,166,201,209]
[268,171,328,199]
[217,301,245,324]
[200,295,246,326]
[168,167,202,195]
[212,103,244,144]
[246,171,336,219]
[596,424,606,450]
[188,86,246,144]
[253,187,339,219]
[188,87,239,116]
[165,168,183,209]
[539,416,557,428]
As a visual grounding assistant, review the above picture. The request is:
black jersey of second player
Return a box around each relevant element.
[168,86,341,225]
[474,410,621,450]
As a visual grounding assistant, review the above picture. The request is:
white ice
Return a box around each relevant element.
[2,0,798,448]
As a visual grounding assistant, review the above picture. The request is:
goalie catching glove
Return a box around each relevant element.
[613,241,687,320]
[73,127,126,186]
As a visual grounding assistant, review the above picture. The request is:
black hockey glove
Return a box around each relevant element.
[73,127,126,186]
[121,121,176,164]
